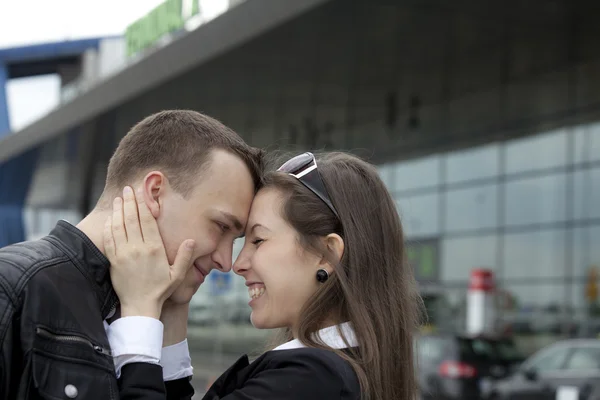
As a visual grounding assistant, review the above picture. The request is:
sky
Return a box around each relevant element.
[0,0,183,131]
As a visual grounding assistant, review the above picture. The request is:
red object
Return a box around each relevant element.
[439,361,478,379]
[469,269,495,292]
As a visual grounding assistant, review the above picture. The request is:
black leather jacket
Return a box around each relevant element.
[0,220,194,399]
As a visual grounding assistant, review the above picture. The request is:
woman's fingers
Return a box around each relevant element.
[135,187,162,245]
[104,216,116,260]
[122,186,143,244]
[111,196,127,244]
[169,240,196,289]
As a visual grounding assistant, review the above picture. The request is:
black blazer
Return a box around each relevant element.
[203,348,360,400]
[118,363,195,400]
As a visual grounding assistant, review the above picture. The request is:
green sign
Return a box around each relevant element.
[125,0,200,57]
[407,239,439,283]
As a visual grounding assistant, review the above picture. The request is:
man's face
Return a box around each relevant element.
[155,149,255,304]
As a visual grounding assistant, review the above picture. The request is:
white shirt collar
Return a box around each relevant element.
[272,321,358,351]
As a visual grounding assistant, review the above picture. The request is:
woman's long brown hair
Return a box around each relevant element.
[263,152,423,400]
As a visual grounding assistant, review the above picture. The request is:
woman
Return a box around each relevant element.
[108,152,422,400]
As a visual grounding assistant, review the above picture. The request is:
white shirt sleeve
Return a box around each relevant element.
[106,316,164,379]
[161,339,194,381]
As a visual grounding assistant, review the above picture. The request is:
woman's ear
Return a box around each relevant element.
[318,233,344,271]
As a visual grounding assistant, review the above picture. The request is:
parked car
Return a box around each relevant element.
[488,339,600,400]
[415,333,524,400]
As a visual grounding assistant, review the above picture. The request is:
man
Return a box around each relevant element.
[0,110,263,399]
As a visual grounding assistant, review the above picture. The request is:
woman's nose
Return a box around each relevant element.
[233,251,251,276]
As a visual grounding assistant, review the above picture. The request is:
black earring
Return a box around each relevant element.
[316,269,329,283]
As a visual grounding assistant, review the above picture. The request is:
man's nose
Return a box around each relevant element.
[212,241,233,272]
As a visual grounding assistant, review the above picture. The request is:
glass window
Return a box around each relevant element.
[504,173,567,226]
[377,163,395,191]
[574,122,600,164]
[571,227,600,322]
[38,134,67,164]
[572,226,600,280]
[506,129,568,174]
[396,193,440,238]
[564,347,600,370]
[499,284,568,340]
[445,184,498,232]
[526,345,570,372]
[441,235,497,282]
[348,120,386,151]
[446,144,500,184]
[503,230,567,279]
[407,238,440,283]
[574,167,600,221]
[505,283,566,311]
[421,288,467,332]
[393,155,441,192]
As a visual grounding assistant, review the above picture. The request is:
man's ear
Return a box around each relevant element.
[317,233,345,273]
[140,171,167,219]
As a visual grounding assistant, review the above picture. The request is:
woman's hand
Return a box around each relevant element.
[104,186,196,319]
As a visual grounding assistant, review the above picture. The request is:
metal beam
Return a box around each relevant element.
[0,0,332,163]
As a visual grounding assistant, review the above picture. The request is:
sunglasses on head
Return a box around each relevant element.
[277,152,340,219]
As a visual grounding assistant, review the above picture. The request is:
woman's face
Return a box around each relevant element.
[233,188,324,331]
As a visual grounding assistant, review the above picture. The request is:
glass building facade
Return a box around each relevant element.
[382,123,600,356]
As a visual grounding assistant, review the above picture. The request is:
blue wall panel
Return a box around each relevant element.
[0,148,39,247]
[0,63,10,137]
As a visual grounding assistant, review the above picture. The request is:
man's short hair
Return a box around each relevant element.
[103,110,264,200]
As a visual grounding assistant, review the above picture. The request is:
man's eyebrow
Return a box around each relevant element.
[219,211,243,232]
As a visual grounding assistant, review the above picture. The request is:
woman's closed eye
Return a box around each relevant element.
[251,238,264,246]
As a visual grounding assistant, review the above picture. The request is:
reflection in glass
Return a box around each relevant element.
[563,347,600,370]
[377,163,395,191]
[498,283,568,353]
[349,120,385,151]
[523,345,570,371]
[396,193,440,238]
[441,235,497,282]
[503,283,566,310]
[574,122,600,164]
[446,144,500,184]
[504,173,567,226]
[572,226,600,279]
[505,129,568,174]
[570,281,600,327]
[445,184,498,232]
[393,155,441,192]
[407,238,440,283]
[574,167,600,221]
[421,288,467,333]
[503,230,567,279]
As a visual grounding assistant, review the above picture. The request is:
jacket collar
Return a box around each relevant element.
[46,220,118,319]
[273,322,358,351]
[205,323,358,398]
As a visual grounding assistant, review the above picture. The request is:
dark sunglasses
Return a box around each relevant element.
[278,152,339,219]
